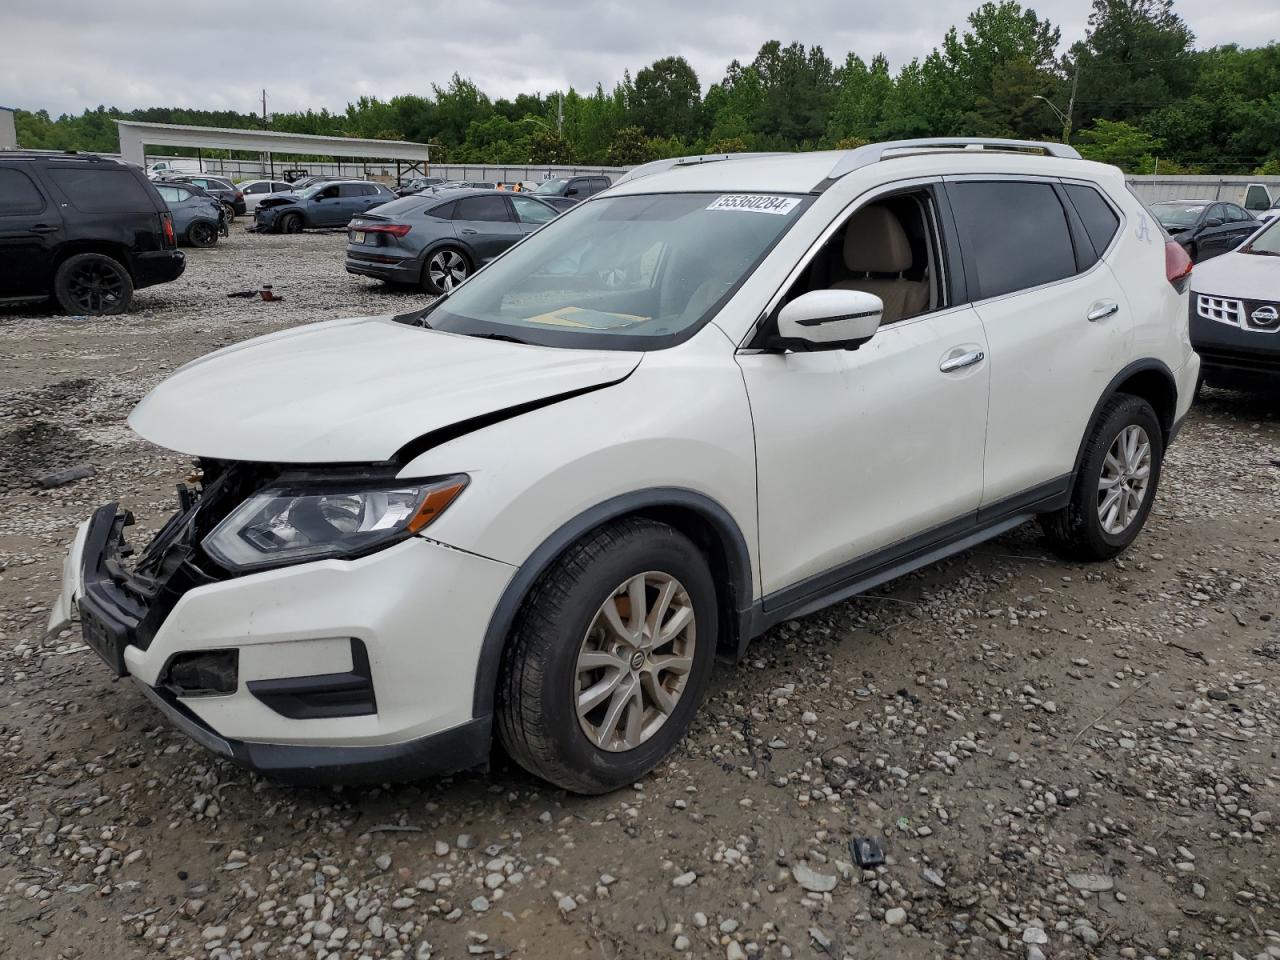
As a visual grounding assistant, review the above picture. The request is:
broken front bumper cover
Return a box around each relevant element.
[52,501,502,784]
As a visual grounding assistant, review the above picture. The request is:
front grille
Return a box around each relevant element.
[1197,294,1280,334]
[1197,294,1245,327]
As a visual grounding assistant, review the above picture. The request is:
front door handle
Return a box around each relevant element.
[460,228,478,235]
[1087,300,1120,322]
[939,350,985,373]
[31,223,59,233]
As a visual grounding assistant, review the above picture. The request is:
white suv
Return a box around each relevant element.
[50,139,1199,794]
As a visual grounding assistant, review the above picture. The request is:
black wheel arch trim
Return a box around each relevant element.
[470,487,755,718]
[1071,358,1178,481]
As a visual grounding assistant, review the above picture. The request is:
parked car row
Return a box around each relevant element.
[1152,199,1260,263]
[51,138,1244,799]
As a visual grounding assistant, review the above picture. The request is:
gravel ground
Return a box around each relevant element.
[1,230,1278,960]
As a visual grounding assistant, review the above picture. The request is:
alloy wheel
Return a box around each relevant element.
[575,572,696,752]
[428,250,468,290]
[1097,424,1152,535]
[67,261,126,314]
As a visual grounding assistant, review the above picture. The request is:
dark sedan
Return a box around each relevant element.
[344,188,560,294]
[1152,199,1258,263]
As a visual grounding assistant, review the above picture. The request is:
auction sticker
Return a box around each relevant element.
[707,194,800,215]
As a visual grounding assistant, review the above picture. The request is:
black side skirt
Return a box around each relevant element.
[746,475,1071,639]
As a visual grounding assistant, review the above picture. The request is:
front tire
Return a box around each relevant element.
[1041,394,1164,561]
[278,212,302,234]
[53,253,133,315]
[497,518,718,794]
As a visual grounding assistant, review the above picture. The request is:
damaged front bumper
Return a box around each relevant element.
[51,490,513,784]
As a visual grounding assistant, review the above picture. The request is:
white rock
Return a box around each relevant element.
[885,907,907,926]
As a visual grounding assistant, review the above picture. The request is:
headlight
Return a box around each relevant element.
[202,475,467,572]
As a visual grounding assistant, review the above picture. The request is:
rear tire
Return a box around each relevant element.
[53,253,133,316]
[421,247,469,295]
[279,212,302,234]
[1040,394,1164,562]
[187,221,218,247]
[497,518,718,794]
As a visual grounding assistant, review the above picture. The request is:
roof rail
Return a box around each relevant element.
[614,152,787,186]
[826,137,1082,181]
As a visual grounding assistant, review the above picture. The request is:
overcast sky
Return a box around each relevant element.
[4,0,1278,118]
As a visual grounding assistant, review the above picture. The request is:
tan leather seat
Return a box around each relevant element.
[832,204,930,323]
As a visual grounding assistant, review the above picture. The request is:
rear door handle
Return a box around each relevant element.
[460,228,478,235]
[32,223,59,233]
[1087,300,1120,322]
[939,350,985,373]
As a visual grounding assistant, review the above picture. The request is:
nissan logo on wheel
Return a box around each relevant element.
[1250,304,1279,329]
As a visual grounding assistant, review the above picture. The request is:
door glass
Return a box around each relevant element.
[47,168,154,213]
[455,196,511,222]
[1063,184,1120,260]
[949,181,1077,300]
[0,169,47,214]
[1245,184,1271,211]
[510,196,556,225]
[338,184,365,198]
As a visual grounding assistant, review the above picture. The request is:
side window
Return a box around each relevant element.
[510,195,556,225]
[0,169,47,214]
[428,201,456,219]
[780,188,944,326]
[244,183,267,194]
[1207,203,1227,224]
[273,182,291,192]
[47,168,155,213]
[1225,203,1251,222]
[1244,184,1271,211]
[1063,183,1121,261]
[361,184,381,197]
[455,196,511,222]
[175,188,193,201]
[948,181,1077,301]
[593,178,611,194]
[317,185,340,200]
[338,184,364,198]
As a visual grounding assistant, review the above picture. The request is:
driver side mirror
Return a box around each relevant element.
[1203,217,1224,228]
[772,289,883,351]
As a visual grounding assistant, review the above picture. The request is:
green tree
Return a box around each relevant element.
[1075,117,1163,170]
[606,125,654,166]
[632,56,703,140]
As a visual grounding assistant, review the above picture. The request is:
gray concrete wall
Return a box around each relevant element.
[0,108,17,150]
[1127,175,1280,211]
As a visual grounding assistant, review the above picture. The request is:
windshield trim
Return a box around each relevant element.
[401,190,816,351]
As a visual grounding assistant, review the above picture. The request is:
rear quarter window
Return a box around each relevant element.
[48,167,157,214]
[1063,183,1121,261]
[948,180,1077,301]
[0,168,47,215]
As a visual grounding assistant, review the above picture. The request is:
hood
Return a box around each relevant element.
[128,316,640,463]
[258,195,301,210]
[1190,249,1280,302]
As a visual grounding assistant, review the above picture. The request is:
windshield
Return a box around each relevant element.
[421,192,810,349]
[1243,217,1280,256]
[534,178,568,195]
[1153,203,1207,227]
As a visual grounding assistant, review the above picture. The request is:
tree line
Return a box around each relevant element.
[12,0,1280,175]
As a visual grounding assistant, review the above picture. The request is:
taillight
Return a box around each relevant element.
[358,223,411,238]
[161,212,175,248]
[1165,240,1192,292]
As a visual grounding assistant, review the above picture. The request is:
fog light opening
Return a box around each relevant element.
[162,649,239,697]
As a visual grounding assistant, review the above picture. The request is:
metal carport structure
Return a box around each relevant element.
[116,120,435,178]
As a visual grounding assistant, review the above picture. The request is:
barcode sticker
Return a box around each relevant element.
[706,195,800,215]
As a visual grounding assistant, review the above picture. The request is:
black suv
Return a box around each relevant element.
[531,175,612,210]
[0,153,186,315]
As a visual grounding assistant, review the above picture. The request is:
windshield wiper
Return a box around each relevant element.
[464,332,531,345]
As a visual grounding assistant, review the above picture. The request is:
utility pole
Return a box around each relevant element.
[1062,64,1079,144]
[261,89,268,126]
[557,91,563,138]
